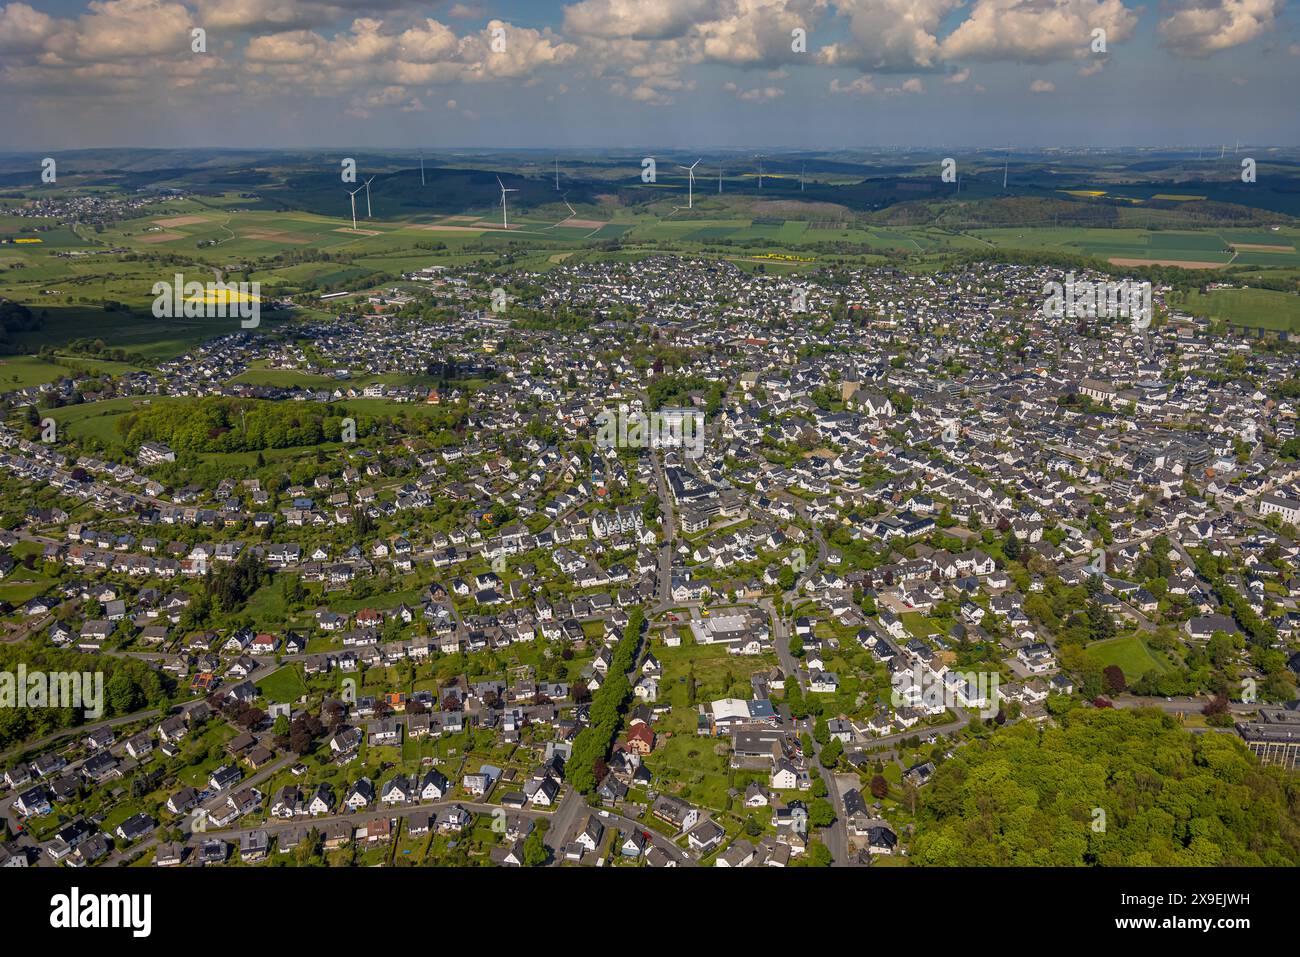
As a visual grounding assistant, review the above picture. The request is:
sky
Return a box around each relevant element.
[0,0,1297,150]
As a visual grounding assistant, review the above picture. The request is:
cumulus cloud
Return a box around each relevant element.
[40,0,194,63]
[563,0,719,41]
[1157,0,1283,57]
[828,74,876,95]
[819,0,960,71]
[0,2,57,54]
[1029,78,1055,91]
[609,59,696,104]
[243,17,577,89]
[939,0,1137,63]
[724,81,785,100]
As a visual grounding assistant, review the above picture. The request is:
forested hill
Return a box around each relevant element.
[911,708,1300,867]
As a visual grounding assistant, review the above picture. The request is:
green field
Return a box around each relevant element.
[257,664,308,703]
[1084,635,1171,681]
[1180,287,1300,332]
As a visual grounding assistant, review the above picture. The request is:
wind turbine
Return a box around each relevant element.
[346,185,364,230]
[497,176,518,229]
[718,165,723,194]
[756,154,764,190]
[420,152,425,186]
[800,162,805,192]
[677,159,700,208]
[1002,146,1010,190]
[363,177,374,218]
[554,156,560,190]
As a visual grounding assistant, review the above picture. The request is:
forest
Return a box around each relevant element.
[911,707,1300,866]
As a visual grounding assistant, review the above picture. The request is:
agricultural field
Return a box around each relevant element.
[1178,286,1300,332]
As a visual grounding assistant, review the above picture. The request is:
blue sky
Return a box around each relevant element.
[1,0,1297,149]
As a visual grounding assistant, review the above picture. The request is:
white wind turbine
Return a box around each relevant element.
[346,184,364,230]
[677,159,700,208]
[363,177,375,218]
[497,176,518,229]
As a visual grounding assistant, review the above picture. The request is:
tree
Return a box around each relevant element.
[1003,532,1021,561]
[523,820,550,866]
[799,840,833,867]
[911,708,1300,866]
[808,798,835,828]
[106,671,143,714]
[813,718,830,746]
[869,774,889,799]
[820,737,843,768]
[1102,664,1127,694]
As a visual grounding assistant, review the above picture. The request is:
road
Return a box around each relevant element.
[0,706,162,764]
[769,596,850,865]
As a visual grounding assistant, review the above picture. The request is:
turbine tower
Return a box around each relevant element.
[554,156,560,190]
[363,177,374,218]
[718,165,723,193]
[677,159,700,209]
[756,154,764,190]
[497,176,518,229]
[346,185,364,230]
[420,152,425,186]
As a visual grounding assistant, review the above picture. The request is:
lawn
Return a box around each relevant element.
[257,664,308,703]
[1084,634,1170,681]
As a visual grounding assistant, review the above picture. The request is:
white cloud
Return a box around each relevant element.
[1158,0,1283,57]
[820,0,959,71]
[725,81,785,100]
[828,74,876,95]
[939,0,1137,63]
[1029,78,1055,91]
[562,0,719,41]
[0,3,57,54]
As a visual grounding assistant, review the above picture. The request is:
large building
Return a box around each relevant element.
[137,441,175,466]
[1236,706,1300,770]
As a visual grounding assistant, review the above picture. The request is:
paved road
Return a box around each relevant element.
[1110,694,1256,715]
[0,706,162,764]
[769,601,851,866]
